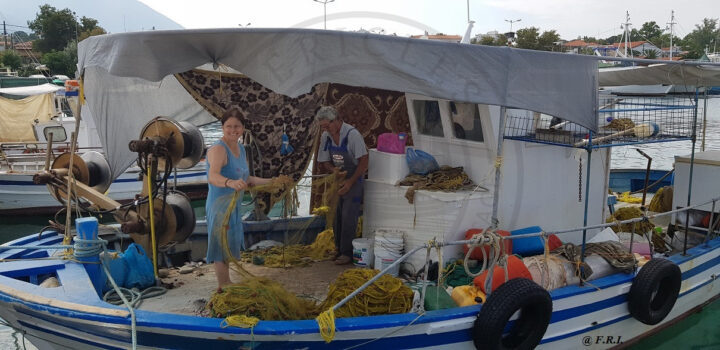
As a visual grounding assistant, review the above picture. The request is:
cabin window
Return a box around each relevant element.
[450,102,483,142]
[43,126,67,142]
[413,100,444,137]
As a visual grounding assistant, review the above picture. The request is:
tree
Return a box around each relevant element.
[638,21,663,43]
[516,27,540,50]
[475,35,506,46]
[41,41,78,77]
[604,34,623,44]
[681,18,719,58]
[478,35,496,45]
[27,5,78,52]
[11,31,38,43]
[538,30,561,51]
[78,16,107,41]
[515,27,560,51]
[1,51,22,71]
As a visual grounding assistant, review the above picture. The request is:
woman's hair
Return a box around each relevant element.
[315,106,338,121]
[221,108,245,125]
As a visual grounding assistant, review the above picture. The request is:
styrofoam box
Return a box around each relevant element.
[368,148,410,185]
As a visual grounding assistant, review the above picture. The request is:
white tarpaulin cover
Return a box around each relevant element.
[0,83,63,97]
[77,28,600,179]
[599,64,720,87]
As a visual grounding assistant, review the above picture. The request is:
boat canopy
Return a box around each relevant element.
[599,64,720,87]
[0,83,63,97]
[77,28,600,179]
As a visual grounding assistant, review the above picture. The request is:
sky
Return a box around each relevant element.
[138,0,719,40]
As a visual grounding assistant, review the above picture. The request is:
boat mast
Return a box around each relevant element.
[667,10,676,60]
[623,11,633,61]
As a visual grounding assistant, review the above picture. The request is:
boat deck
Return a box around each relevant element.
[138,261,354,316]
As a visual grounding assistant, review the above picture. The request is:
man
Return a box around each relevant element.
[316,106,369,265]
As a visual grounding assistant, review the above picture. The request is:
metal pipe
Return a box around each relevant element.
[704,200,716,246]
[683,90,700,255]
[593,55,720,67]
[635,149,652,208]
[579,134,593,285]
[702,89,708,152]
[491,107,507,228]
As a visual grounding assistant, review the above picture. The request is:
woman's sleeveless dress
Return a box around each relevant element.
[205,140,249,263]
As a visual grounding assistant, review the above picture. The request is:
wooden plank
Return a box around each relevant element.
[0,282,129,317]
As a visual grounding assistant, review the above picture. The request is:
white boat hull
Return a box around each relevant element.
[0,231,718,349]
[0,165,207,214]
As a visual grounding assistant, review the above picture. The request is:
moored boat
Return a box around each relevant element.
[2,28,720,350]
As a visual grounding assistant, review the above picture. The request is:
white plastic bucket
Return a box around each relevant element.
[373,229,405,276]
[352,238,374,267]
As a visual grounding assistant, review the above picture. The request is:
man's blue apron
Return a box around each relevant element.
[324,127,364,257]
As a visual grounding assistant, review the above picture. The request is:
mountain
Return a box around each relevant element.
[1,0,183,35]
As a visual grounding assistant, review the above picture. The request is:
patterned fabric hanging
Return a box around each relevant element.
[175,69,413,213]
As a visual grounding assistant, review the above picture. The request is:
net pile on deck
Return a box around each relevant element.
[208,277,317,321]
[606,206,670,252]
[607,207,655,234]
[648,186,673,212]
[208,268,413,325]
[398,166,475,204]
[240,173,344,267]
[318,268,414,318]
[241,228,336,267]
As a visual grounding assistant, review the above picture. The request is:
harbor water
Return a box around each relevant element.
[1,97,719,349]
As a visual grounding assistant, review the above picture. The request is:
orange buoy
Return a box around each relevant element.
[473,255,532,294]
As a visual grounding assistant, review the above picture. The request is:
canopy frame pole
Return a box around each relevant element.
[683,89,700,255]
[579,133,593,286]
[701,88,708,152]
[491,107,507,228]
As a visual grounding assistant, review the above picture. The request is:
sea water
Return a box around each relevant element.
[1,98,719,349]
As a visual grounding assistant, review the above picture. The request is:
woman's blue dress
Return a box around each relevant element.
[205,140,249,263]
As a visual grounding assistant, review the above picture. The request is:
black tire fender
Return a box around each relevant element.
[628,258,681,325]
[472,278,552,350]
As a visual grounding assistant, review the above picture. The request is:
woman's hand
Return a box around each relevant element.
[227,178,248,191]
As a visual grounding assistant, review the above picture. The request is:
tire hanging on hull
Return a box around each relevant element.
[472,278,552,350]
[628,258,681,325]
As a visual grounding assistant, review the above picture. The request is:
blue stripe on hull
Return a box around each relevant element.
[18,320,126,350]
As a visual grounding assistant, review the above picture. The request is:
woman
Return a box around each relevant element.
[206,108,273,289]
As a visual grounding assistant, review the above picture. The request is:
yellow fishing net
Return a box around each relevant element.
[241,228,336,267]
[605,118,635,131]
[319,268,414,318]
[208,276,317,320]
[648,186,673,213]
[617,191,642,204]
[398,166,475,204]
[606,207,655,234]
[239,172,346,268]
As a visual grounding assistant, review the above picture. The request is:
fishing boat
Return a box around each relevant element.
[1,28,720,350]
[0,83,208,215]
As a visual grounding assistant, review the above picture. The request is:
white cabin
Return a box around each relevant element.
[363,94,611,270]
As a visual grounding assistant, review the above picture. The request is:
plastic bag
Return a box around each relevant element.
[406,147,439,175]
[377,132,407,154]
[123,243,156,289]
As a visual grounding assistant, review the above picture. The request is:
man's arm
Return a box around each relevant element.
[348,154,368,184]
